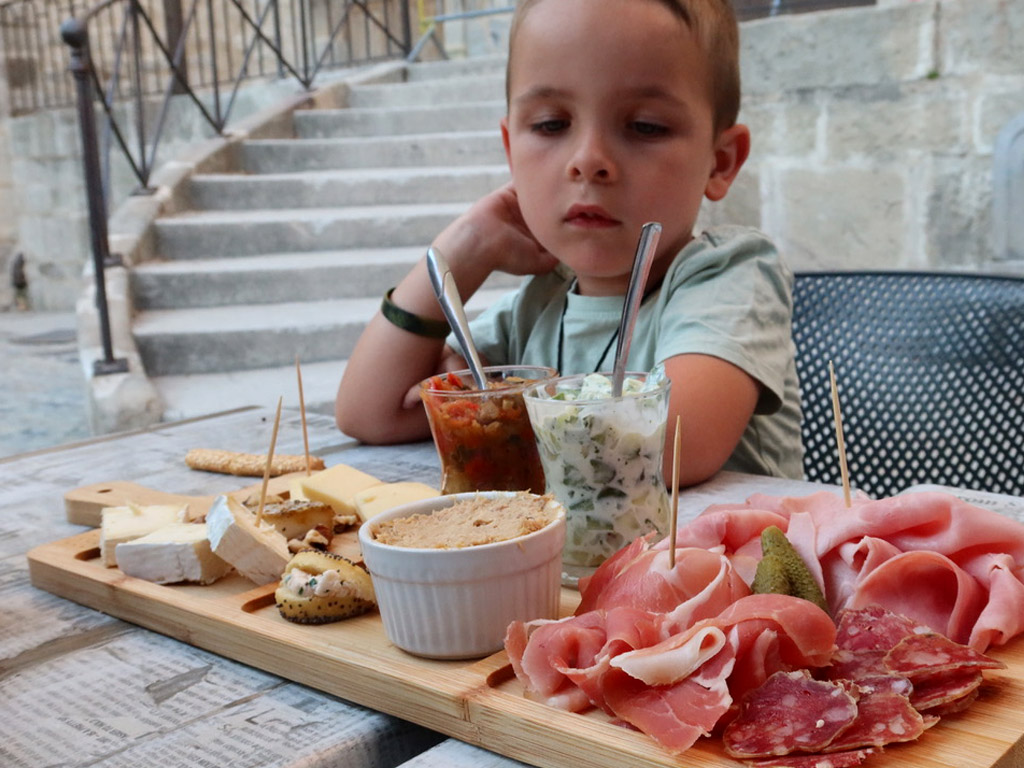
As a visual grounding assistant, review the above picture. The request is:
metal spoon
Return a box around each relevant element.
[611,222,662,397]
[425,246,488,390]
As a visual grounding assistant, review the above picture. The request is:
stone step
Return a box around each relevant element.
[241,130,505,173]
[134,289,506,376]
[132,247,423,309]
[293,100,505,138]
[154,203,469,259]
[347,73,504,108]
[404,55,506,81]
[153,357,350,423]
[131,247,522,309]
[188,165,509,210]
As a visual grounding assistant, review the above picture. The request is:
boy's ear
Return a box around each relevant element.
[501,116,513,167]
[705,123,751,202]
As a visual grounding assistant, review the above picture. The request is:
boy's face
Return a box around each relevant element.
[502,0,744,296]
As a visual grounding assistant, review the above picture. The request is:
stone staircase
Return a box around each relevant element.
[131,56,515,422]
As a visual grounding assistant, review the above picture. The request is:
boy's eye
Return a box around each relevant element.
[631,121,669,137]
[531,119,569,135]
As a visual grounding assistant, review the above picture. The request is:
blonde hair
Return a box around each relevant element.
[506,0,741,136]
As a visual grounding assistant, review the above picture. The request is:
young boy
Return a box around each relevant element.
[336,0,804,487]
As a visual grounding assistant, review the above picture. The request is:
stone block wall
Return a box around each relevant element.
[699,0,1024,274]
[0,0,1022,311]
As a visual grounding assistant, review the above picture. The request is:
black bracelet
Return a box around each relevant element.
[380,287,451,339]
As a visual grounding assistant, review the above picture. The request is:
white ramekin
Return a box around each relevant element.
[358,491,566,659]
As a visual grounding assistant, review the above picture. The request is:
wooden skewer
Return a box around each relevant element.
[669,415,681,569]
[295,356,312,475]
[256,396,284,526]
[828,360,852,508]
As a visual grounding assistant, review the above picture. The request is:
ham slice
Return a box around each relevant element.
[672,491,1024,651]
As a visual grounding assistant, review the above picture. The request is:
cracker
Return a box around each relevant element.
[185,448,325,477]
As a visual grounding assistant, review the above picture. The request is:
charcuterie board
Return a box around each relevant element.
[64,474,305,527]
[27,524,1024,768]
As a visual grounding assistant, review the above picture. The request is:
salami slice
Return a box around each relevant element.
[885,632,1006,679]
[825,685,926,752]
[825,649,888,682]
[836,606,918,652]
[747,748,875,767]
[923,686,980,716]
[723,671,859,758]
[910,668,983,711]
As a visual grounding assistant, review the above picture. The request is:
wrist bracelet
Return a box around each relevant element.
[380,287,451,339]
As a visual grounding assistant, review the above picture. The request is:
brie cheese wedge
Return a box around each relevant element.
[206,495,289,585]
[115,523,231,585]
[100,503,188,567]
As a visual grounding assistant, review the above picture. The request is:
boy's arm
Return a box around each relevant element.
[335,183,557,444]
[661,353,761,487]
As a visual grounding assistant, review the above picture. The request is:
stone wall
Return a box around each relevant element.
[699,0,1024,274]
[1,0,1022,312]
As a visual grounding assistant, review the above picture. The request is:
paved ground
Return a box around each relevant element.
[0,310,92,459]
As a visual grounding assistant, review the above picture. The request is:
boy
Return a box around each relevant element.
[336,0,804,487]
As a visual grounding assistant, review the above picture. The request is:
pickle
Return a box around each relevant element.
[752,526,829,614]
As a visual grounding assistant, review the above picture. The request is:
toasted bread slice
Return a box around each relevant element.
[275,550,376,624]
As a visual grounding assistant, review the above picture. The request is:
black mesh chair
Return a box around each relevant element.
[791,271,1024,498]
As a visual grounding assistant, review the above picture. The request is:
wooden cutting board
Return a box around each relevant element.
[64,473,305,527]
[27,529,1024,768]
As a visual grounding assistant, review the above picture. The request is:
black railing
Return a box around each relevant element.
[59,0,416,374]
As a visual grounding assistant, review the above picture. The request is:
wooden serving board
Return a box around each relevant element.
[65,473,306,527]
[27,529,1024,768]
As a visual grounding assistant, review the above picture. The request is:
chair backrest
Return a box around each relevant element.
[791,271,1024,498]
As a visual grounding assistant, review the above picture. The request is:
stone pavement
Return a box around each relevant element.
[0,310,92,459]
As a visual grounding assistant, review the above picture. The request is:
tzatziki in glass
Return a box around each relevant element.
[524,368,671,585]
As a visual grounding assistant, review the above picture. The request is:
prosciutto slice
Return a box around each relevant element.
[506,593,836,754]
[576,537,750,620]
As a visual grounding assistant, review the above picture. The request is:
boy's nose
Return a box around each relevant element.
[567,131,615,182]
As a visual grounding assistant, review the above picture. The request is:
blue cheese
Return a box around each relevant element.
[206,495,289,585]
[100,503,188,567]
[115,523,231,584]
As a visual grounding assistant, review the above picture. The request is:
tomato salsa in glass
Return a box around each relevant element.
[419,366,556,494]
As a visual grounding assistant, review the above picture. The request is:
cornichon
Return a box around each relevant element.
[751,526,829,614]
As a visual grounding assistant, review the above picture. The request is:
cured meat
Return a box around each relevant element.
[747,749,875,768]
[723,670,859,758]
[576,537,750,623]
[884,632,1007,678]
[835,605,920,652]
[910,668,983,711]
[824,682,928,752]
[673,491,1024,652]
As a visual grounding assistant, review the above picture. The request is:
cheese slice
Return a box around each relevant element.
[299,464,381,519]
[115,523,231,585]
[353,482,440,522]
[206,495,289,585]
[288,478,308,500]
[100,503,188,567]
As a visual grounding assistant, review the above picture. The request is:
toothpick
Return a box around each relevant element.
[295,356,312,475]
[828,361,851,508]
[669,415,681,569]
[256,396,283,526]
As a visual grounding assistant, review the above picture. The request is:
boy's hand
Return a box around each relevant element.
[433,182,558,286]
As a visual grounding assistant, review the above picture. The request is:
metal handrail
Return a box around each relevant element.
[61,0,415,374]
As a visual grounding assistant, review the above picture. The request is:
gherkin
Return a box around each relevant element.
[751,526,829,614]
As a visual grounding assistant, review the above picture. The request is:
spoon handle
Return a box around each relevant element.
[425,247,489,390]
[611,222,662,397]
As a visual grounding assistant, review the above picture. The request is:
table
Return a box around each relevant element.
[4,406,1022,768]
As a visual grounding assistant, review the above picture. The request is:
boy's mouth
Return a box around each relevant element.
[565,205,619,227]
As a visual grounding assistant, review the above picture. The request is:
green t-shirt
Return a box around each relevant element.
[457,225,805,479]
